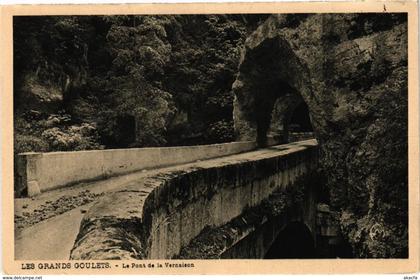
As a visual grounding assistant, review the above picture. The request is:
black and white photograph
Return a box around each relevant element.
[2,4,418,274]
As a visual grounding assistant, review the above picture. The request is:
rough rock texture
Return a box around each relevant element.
[233,14,408,257]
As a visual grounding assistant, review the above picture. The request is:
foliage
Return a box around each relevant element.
[13,15,268,152]
[14,134,50,154]
[41,122,101,151]
[163,15,260,144]
[206,120,234,143]
[14,112,101,154]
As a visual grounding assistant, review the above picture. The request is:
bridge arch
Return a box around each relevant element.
[232,34,315,146]
[264,221,315,259]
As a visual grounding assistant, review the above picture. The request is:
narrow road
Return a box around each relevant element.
[15,204,91,260]
[14,139,317,260]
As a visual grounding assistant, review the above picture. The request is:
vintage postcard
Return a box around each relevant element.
[1,1,419,275]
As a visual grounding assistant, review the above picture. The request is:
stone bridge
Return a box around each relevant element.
[16,139,341,260]
[68,139,321,259]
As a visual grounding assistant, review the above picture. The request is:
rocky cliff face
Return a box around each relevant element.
[233,13,408,257]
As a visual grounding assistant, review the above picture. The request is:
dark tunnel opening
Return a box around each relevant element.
[289,102,313,132]
[264,222,316,259]
[287,102,315,143]
[251,77,316,147]
[263,221,355,259]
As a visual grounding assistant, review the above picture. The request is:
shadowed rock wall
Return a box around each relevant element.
[233,14,408,257]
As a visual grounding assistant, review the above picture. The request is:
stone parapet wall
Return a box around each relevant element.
[15,141,258,197]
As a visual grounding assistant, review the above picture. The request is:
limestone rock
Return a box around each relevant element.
[233,14,408,257]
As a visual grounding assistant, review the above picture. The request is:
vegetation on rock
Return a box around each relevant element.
[13,15,267,154]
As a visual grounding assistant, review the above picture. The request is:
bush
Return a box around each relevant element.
[41,122,102,151]
[14,134,49,154]
[206,120,234,143]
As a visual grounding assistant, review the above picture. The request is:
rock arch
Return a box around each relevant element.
[233,34,315,146]
[233,14,408,258]
[264,221,316,259]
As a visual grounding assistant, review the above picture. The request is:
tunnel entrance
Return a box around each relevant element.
[264,222,315,259]
[233,34,316,147]
[289,102,313,132]
[265,92,315,145]
[287,102,314,143]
